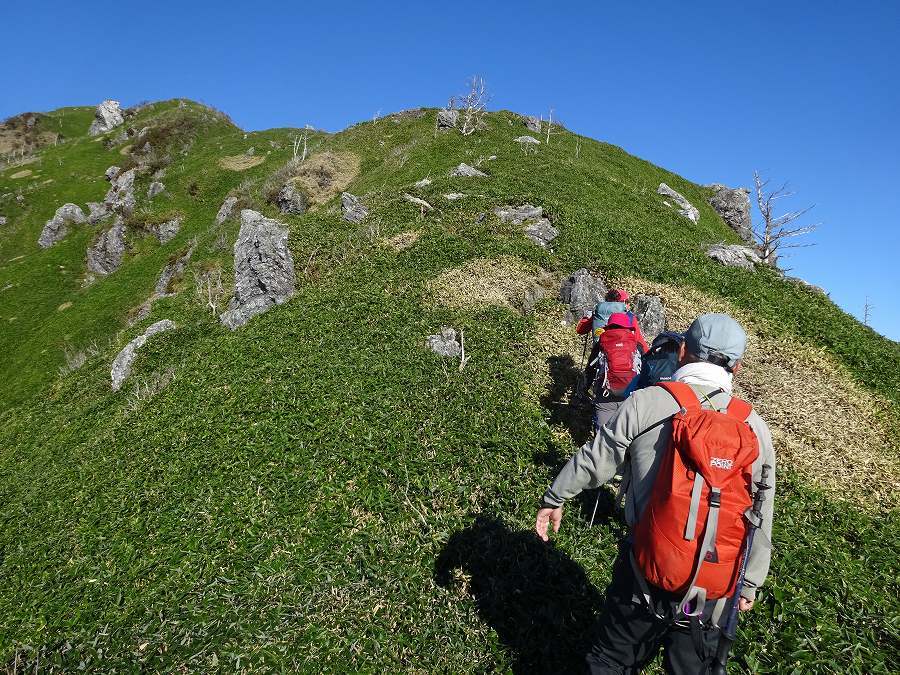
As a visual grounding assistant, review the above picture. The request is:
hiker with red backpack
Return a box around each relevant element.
[582,311,647,433]
[536,314,776,674]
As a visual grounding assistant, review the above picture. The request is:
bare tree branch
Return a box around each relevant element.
[753,170,819,266]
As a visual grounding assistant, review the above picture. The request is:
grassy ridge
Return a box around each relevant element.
[0,103,897,672]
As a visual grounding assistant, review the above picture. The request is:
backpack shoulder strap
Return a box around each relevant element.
[725,396,753,421]
[657,381,701,411]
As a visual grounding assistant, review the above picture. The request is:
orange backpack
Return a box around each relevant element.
[633,381,759,612]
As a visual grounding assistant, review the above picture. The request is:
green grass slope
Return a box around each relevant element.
[0,102,897,673]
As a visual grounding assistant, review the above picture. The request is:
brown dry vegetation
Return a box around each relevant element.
[613,277,900,509]
[218,154,266,171]
[427,256,555,313]
[382,230,421,251]
[287,151,359,205]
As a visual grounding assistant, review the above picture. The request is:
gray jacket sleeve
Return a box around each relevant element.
[542,395,642,506]
[741,415,777,601]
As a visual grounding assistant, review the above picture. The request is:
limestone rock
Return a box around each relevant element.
[100,168,136,217]
[437,109,459,129]
[495,204,544,225]
[219,210,296,330]
[38,203,86,248]
[426,327,461,358]
[450,163,487,178]
[275,183,307,215]
[560,269,607,323]
[89,100,125,136]
[215,196,238,226]
[86,202,108,224]
[514,135,541,145]
[147,181,165,199]
[444,193,465,200]
[150,217,181,244]
[524,219,559,247]
[707,184,753,242]
[414,177,432,189]
[341,192,368,223]
[155,241,195,296]
[633,295,666,339]
[87,218,127,275]
[105,166,121,181]
[110,319,175,391]
[403,193,433,211]
[0,216,6,226]
[706,243,761,270]
[658,183,700,223]
[525,115,541,133]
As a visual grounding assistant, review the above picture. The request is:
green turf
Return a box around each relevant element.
[0,102,897,672]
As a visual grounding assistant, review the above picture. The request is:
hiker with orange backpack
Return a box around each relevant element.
[536,314,776,674]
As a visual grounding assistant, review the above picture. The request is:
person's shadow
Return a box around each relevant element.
[540,355,593,447]
[434,514,606,673]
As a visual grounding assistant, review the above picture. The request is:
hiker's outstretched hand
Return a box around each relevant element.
[738,597,754,612]
[535,506,563,541]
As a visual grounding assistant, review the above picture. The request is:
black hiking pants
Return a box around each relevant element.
[586,545,729,674]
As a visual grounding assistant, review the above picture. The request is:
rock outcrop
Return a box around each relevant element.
[437,109,459,129]
[341,192,368,223]
[495,203,559,248]
[658,183,700,223]
[149,217,181,244]
[426,327,462,357]
[707,184,752,242]
[219,210,296,330]
[275,183,307,215]
[215,196,238,226]
[560,269,607,323]
[89,100,125,136]
[0,216,6,226]
[110,319,175,391]
[633,295,666,338]
[450,163,487,178]
[89,168,137,224]
[38,203,86,248]
[132,242,196,324]
[147,181,165,199]
[525,115,541,133]
[706,243,761,270]
[514,135,541,145]
[87,218,127,275]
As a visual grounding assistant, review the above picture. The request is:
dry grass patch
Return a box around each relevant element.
[287,151,359,205]
[382,230,421,251]
[10,169,32,179]
[119,144,132,156]
[218,154,266,171]
[618,276,900,509]
[427,256,554,313]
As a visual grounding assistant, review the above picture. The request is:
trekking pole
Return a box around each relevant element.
[710,464,772,675]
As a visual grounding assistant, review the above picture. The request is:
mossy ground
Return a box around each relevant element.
[0,103,897,672]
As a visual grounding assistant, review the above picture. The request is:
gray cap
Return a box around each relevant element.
[685,313,747,368]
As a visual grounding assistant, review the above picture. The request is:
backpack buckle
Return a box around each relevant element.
[709,491,721,508]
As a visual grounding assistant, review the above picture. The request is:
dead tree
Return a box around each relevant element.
[753,171,818,266]
[863,297,874,326]
[454,76,490,136]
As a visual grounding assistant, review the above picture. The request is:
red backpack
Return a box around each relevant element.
[597,328,640,395]
[633,382,759,611]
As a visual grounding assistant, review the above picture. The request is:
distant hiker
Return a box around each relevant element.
[536,314,776,674]
[582,311,646,432]
[633,331,685,390]
[576,289,648,349]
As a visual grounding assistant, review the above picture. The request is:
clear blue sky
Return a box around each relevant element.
[5,1,898,340]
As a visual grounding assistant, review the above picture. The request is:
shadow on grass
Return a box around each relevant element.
[435,514,604,674]
[539,355,593,448]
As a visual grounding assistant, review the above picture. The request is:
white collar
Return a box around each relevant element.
[672,361,733,393]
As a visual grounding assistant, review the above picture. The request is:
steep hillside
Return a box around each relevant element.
[0,100,897,673]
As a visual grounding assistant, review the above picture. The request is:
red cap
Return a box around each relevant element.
[611,289,630,302]
[607,312,634,329]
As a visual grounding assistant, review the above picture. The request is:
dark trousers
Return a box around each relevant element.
[586,547,727,674]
